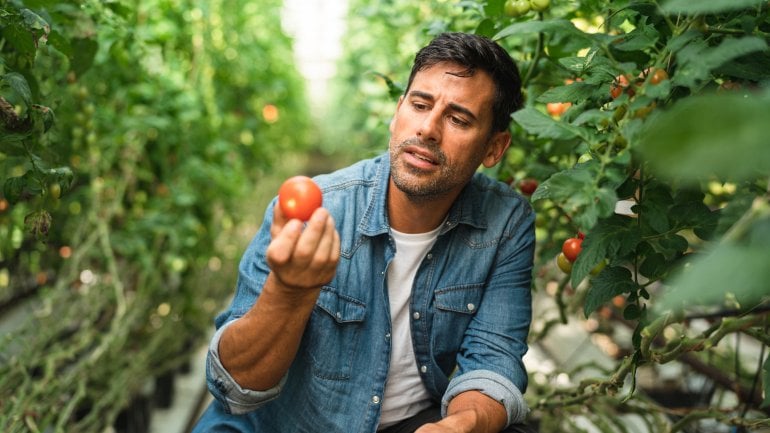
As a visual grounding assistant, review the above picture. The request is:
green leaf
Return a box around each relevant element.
[475,18,497,38]
[584,266,638,317]
[2,23,36,60]
[512,107,586,140]
[623,303,642,320]
[657,234,689,258]
[673,36,768,89]
[3,170,42,203]
[71,38,99,76]
[657,244,770,311]
[638,201,670,234]
[639,252,668,279]
[662,0,766,14]
[20,8,49,35]
[536,82,597,104]
[47,30,73,58]
[493,19,592,43]
[484,0,505,16]
[638,91,770,182]
[0,132,29,149]
[371,72,404,100]
[611,17,659,52]
[1,72,33,107]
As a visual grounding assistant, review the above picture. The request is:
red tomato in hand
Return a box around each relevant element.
[562,237,583,263]
[278,176,323,221]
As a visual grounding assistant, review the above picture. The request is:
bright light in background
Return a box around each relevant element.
[282,0,349,114]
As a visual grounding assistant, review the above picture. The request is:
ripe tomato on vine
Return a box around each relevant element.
[562,237,583,263]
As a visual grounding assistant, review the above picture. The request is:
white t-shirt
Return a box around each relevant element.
[378,226,441,429]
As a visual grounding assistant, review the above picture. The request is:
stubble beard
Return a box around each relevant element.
[389,137,464,204]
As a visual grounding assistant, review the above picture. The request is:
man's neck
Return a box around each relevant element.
[387,178,458,234]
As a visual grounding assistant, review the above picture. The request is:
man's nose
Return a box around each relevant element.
[417,109,442,143]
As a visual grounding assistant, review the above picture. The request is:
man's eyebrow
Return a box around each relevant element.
[407,90,478,122]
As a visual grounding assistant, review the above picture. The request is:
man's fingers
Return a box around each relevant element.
[270,201,290,239]
[312,213,340,270]
[266,218,303,266]
[292,208,330,260]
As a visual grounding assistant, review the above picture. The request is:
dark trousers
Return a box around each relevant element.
[378,406,536,433]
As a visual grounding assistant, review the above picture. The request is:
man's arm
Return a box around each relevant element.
[218,204,340,391]
[415,391,507,433]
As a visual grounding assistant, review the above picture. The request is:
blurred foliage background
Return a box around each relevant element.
[2,0,770,431]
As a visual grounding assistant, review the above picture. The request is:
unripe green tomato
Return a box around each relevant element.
[590,259,606,276]
[49,183,62,200]
[529,0,550,12]
[504,0,531,17]
[556,252,572,274]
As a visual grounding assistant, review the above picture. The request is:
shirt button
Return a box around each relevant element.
[467,303,475,312]
[385,333,391,340]
[413,312,421,320]
[426,253,433,260]
[372,395,380,404]
[336,312,342,319]
[420,365,428,373]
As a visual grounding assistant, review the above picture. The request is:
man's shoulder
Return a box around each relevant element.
[313,152,387,192]
[460,172,534,232]
[467,172,529,208]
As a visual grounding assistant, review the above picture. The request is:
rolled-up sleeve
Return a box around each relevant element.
[441,369,528,424]
[205,319,287,415]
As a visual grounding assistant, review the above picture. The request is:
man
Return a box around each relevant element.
[193,32,536,433]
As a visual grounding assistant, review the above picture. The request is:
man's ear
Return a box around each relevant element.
[389,95,404,134]
[482,130,511,168]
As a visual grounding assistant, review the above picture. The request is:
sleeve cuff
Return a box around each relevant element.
[206,320,287,415]
[442,369,529,425]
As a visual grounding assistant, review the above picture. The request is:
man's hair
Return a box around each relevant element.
[405,32,523,133]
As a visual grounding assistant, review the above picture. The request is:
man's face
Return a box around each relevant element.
[388,62,510,203]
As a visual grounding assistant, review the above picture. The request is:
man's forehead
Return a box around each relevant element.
[409,63,496,111]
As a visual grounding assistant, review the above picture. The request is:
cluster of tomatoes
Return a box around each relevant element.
[504,0,550,17]
[610,67,669,99]
[555,232,606,276]
[546,68,669,120]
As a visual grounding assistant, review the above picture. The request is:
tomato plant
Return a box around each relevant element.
[561,237,582,263]
[278,176,323,222]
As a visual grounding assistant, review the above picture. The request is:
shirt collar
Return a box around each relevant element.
[359,152,489,237]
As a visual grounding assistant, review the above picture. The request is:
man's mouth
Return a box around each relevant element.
[406,150,437,165]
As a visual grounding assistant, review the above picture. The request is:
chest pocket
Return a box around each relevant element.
[431,285,484,372]
[302,288,366,380]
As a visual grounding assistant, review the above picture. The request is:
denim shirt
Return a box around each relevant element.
[205,152,535,432]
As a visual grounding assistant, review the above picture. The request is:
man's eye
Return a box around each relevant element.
[449,116,469,127]
[412,102,429,111]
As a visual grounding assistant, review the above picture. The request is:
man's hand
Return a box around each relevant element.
[218,202,340,391]
[266,203,340,294]
[415,391,507,433]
